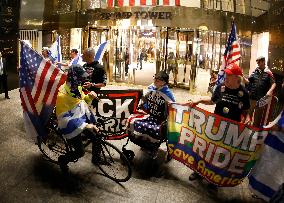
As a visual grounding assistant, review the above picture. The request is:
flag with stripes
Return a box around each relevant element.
[248,111,284,201]
[107,0,180,7]
[216,21,241,86]
[94,41,109,63]
[70,55,84,66]
[56,89,96,140]
[19,41,67,141]
[49,36,62,69]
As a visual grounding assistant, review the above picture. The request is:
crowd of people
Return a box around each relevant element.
[187,57,283,199]
[17,45,284,201]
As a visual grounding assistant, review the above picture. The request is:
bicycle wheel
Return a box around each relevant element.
[97,141,132,182]
[38,129,69,164]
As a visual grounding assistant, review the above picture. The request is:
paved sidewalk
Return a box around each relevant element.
[0,88,261,203]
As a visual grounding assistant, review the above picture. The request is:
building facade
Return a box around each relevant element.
[2,0,282,91]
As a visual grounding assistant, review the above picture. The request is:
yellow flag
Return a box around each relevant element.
[56,91,81,116]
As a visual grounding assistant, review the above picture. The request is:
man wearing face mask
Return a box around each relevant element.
[187,63,250,193]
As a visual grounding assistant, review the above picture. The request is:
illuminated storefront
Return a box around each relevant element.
[18,0,283,91]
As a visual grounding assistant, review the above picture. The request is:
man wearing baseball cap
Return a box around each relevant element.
[187,63,250,192]
[189,63,250,122]
[243,56,276,127]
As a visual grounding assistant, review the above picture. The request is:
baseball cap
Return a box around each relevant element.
[224,63,243,76]
[256,56,265,62]
[154,71,169,84]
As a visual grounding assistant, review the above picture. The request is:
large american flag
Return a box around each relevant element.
[19,41,67,140]
[216,21,241,85]
[107,0,180,7]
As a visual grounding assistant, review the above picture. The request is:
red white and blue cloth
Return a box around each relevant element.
[127,84,175,144]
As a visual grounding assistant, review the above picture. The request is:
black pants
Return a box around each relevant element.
[0,74,8,98]
[83,129,102,161]
[59,130,101,165]
[60,135,85,165]
[125,63,129,75]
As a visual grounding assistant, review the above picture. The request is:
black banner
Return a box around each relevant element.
[93,89,143,140]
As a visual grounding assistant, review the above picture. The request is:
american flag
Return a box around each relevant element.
[216,21,241,85]
[107,0,180,7]
[19,41,67,140]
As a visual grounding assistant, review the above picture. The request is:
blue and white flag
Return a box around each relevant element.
[49,36,62,69]
[57,99,96,140]
[248,111,284,202]
[94,41,109,62]
[70,54,84,66]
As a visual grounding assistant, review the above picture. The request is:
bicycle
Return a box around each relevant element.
[37,112,132,182]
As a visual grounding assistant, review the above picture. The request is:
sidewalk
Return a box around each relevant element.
[0,88,260,203]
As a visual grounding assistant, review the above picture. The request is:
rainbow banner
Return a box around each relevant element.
[167,103,270,187]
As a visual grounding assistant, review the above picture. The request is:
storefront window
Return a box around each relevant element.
[89,28,108,47]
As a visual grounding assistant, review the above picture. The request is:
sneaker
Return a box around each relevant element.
[188,172,202,181]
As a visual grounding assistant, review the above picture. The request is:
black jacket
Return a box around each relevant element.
[247,67,274,100]
[83,61,107,92]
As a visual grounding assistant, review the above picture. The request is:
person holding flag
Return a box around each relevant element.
[56,48,83,70]
[215,19,241,87]
[56,64,100,172]
[187,20,250,194]
[188,63,250,193]
[41,47,52,63]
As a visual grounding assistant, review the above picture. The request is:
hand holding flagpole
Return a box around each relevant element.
[215,18,241,86]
